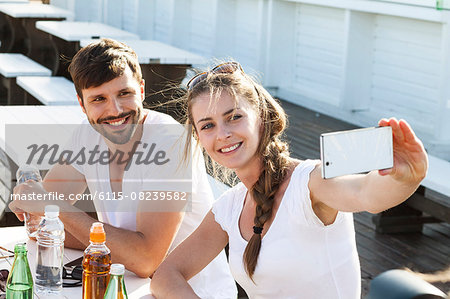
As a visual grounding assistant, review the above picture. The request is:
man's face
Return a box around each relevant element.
[78,66,145,145]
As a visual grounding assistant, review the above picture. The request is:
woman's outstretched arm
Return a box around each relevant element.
[309,118,428,216]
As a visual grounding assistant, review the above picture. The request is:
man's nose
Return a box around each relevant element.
[107,97,123,115]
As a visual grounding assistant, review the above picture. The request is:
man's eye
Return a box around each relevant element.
[120,91,130,96]
[201,123,213,130]
[92,97,104,102]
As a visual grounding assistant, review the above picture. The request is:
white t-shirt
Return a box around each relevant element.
[212,160,361,299]
[69,110,237,299]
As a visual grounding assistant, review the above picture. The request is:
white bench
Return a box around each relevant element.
[0,53,51,105]
[16,76,78,105]
[422,155,450,198]
[407,155,450,222]
[374,153,450,233]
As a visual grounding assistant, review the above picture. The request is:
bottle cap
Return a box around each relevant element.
[17,164,39,173]
[44,205,60,218]
[90,222,106,243]
[16,164,42,184]
[110,264,125,275]
[14,243,27,253]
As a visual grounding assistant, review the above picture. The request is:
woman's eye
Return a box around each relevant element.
[230,114,242,121]
[201,123,213,130]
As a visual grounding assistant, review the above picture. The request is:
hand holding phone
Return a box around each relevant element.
[320,126,393,179]
[377,118,428,183]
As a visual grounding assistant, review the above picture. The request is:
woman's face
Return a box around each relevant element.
[191,90,262,172]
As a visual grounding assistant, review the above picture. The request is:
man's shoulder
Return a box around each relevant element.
[144,109,180,125]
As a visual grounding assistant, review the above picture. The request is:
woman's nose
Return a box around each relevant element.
[216,124,231,140]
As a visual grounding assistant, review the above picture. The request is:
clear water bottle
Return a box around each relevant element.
[104,264,128,299]
[6,243,33,299]
[16,164,43,238]
[35,205,65,295]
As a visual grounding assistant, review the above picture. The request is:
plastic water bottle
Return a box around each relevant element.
[6,243,33,299]
[35,205,65,295]
[16,164,43,238]
[104,264,128,299]
[82,222,111,299]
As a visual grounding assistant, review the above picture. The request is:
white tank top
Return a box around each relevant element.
[212,160,361,299]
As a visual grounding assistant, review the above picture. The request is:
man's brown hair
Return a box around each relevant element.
[68,38,142,103]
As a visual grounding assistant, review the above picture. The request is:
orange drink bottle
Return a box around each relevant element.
[82,222,111,299]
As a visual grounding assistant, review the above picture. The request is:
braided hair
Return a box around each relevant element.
[184,66,291,280]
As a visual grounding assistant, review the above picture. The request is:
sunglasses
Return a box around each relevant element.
[63,256,83,288]
[62,265,82,287]
[0,269,9,298]
[186,62,243,91]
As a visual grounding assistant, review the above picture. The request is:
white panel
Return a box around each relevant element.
[50,0,74,10]
[233,0,262,71]
[122,0,138,33]
[214,0,236,59]
[74,0,103,21]
[103,0,123,28]
[265,0,297,87]
[136,0,155,39]
[188,0,215,57]
[154,0,174,43]
[293,4,346,106]
[370,15,441,133]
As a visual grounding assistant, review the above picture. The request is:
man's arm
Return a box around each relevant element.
[59,206,184,278]
[12,163,186,277]
[45,165,185,278]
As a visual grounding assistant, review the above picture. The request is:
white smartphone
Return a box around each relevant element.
[320,126,393,179]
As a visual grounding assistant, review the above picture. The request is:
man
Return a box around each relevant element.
[10,38,237,298]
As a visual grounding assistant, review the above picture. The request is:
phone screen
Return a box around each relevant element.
[320,126,393,179]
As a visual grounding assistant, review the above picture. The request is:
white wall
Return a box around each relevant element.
[272,0,450,159]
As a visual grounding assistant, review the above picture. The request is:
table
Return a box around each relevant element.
[0,53,51,105]
[16,76,78,105]
[0,3,73,71]
[0,226,154,298]
[0,0,28,3]
[0,105,85,169]
[35,21,139,77]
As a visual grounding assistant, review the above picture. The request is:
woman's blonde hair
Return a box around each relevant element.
[181,63,291,280]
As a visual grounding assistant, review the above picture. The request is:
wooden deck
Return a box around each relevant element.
[281,100,450,296]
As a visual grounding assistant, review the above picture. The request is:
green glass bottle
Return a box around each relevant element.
[103,264,128,299]
[6,243,33,299]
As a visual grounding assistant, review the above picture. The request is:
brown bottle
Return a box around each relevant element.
[82,222,111,299]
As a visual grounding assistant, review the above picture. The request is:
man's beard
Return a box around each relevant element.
[89,109,141,145]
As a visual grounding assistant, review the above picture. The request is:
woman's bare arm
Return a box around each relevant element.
[151,210,229,298]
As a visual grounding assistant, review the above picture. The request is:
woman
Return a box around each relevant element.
[150,62,428,298]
